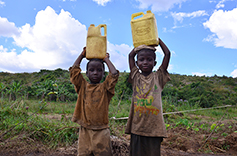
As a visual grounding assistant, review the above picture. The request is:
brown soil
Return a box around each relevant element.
[1,115,236,156]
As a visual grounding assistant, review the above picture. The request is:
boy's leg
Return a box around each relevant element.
[92,128,112,156]
[78,126,93,156]
[130,133,163,156]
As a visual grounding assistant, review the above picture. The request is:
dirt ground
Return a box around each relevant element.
[1,128,236,156]
[1,114,236,156]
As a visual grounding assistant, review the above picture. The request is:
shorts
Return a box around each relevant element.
[78,126,112,156]
[130,133,163,156]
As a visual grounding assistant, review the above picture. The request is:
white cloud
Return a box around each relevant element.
[216,0,227,9]
[135,0,187,12]
[203,8,237,49]
[0,16,19,37]
[231,69,237,78]
[171,10,208,23]
[0,45,7,51]
[0,6,133,73]
[0,6,87,72]
[192,72,212,77]
[107,42,133,72]
[92,0,111,6]
[13,6,87,54]
[0,1,5,6]
[168,64,173,71]
[156,46,176,57]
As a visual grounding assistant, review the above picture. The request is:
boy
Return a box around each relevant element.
[69,47,119,156]
[125,38,171,156]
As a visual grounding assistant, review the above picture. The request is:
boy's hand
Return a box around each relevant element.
[81,47,86,58]
[72,46,86,66]
[103,53,110,61]
[103,53,118,75]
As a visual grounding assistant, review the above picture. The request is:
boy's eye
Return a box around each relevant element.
[98,69,102,72]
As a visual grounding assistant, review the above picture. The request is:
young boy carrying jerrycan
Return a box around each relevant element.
[125,38,171,156]
[69,47,119,156]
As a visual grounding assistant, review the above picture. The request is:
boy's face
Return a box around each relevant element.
[86,60,104,84]
[136,50,157,76]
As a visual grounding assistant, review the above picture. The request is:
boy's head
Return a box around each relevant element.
[86,59,105,84]
[135,45,157,76]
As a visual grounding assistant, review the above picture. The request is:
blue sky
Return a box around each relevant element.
[0,0,237,78]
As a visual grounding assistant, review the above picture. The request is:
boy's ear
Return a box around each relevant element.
[135,61,138,65]
[154,61,157,66]
[86,71,88,77]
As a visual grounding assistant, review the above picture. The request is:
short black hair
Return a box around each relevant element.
[137,49,156,60]
[86,59,105,71]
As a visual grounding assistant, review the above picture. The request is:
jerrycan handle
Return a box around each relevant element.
[99,24,107,36]
[131,12,144,20]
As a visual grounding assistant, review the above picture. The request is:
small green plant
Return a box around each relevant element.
[211,137,218,140]
[175,118,189,127]
[210,123,216,131]
[165,123,171,129]
[223,144,230,150]
[193,127,199,132]
[210,123,219,132]
[221,132,228,137]
[200,124,204,129]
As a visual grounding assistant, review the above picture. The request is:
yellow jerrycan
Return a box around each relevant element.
[86,24,107,59]
[131,10,159,47]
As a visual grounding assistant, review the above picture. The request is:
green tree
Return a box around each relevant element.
[6,81,22,101]
[0,82,6,100]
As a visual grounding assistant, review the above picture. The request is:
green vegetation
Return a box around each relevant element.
[0,102,78,147]
[0,69,236,108]
[0,69,237,153]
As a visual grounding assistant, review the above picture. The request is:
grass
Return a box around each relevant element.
[190,106,237,120]
[0,98,78,148]
[1,96,236,150]
[23,99,76,114]
[109,99,131,119]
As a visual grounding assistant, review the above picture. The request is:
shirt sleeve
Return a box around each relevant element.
[128,66,139,84]
[156,65,171,89]
[103,70,119,95]
[69,65,85,94]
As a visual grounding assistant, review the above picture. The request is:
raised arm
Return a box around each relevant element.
[73,47,86,66]
[159,38,171,70]
[128,48,136,71]
[103,53,118,75]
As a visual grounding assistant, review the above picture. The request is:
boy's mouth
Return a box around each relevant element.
[92,77,99,80]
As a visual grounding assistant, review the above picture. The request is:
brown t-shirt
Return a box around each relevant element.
[125,66,170,137]
[69,65,119,130]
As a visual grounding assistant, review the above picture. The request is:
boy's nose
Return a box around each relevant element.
[93,70,98,74]
[143,60,148,64]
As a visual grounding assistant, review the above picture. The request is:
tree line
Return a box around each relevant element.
[0,68,236,107]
